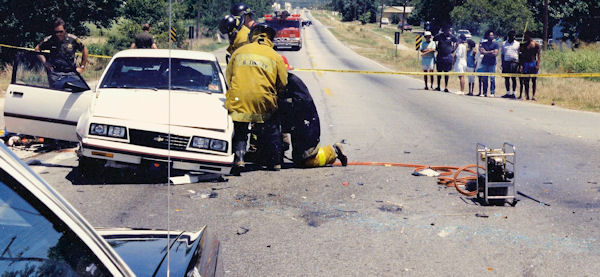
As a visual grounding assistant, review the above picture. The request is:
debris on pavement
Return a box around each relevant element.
[236,227,249,235]
[475,213,489,218]
[190,191,218,199]
[411,168,441,177]
[342,182,349,186]
[378,204,403,213]
[357,182,364,186]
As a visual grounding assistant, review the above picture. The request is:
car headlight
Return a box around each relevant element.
[89,123,127,139]
[191,137,210,149]
[210,139,227,152]
[108,126,127,138]
[190,136,227,152]
[90,124,107,136]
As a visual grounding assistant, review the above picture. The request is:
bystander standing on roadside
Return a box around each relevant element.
[130,23,157,49]
[520,31,541,101]
[420,31,436,90]
[453,34,468,94]
[35,18,88,89]
[475,38,485,96]
[478,30,499,97]
[466,39,477,95]
[433,25,457,92]
[501,30,519,99]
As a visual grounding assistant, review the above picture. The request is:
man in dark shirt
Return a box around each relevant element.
[131,23,157,49]
[433,25,457,92]
[477,30,499,97]
[35,18,88,74]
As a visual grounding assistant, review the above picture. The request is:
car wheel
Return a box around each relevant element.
[78,156,106,181]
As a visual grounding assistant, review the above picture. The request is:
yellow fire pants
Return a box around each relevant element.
[302,145,337,167]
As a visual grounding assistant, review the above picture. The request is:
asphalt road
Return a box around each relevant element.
[6,12,600,276]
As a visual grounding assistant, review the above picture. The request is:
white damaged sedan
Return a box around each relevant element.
[4,49,234,176]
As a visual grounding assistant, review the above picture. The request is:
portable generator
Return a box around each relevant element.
[476,143,517,205]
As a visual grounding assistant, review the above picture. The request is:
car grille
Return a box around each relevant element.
[128,129,190,151]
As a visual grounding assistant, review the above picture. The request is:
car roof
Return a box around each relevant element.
[112,49,218,61]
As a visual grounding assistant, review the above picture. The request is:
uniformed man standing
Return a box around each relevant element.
[130,23,157,49]
[226,24,287,174]
[35,18,88,75]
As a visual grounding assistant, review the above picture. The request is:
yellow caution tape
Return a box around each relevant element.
[219,61,599,78]
[291,68,600,78]
[5,43,597,78]
[1,43,111,59]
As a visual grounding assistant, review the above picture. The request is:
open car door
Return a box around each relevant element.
[4,50,93,142]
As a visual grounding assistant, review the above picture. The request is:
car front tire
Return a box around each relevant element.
[78,156,106,181]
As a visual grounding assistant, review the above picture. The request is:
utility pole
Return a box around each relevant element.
[379,0,385,28]
[543,0,549,50]
[401,0,407,34]
[196,0,201,42]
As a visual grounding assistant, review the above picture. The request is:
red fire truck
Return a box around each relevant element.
[264,12,302,51]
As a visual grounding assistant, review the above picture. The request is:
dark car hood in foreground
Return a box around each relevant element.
[97,227,204,277]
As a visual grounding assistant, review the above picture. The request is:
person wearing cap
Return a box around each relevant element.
[419,31,436,90]
[219,14,250,55]
[226,24,287,173]
[231,2,256,29]
[453,34,468,94]
[277,55,348,168]
[433,25,457,92]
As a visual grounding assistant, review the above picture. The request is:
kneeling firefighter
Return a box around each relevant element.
[226,24,288,173]
[278,56,348,167]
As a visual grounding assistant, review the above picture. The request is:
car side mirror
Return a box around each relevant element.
[64,81,88,93]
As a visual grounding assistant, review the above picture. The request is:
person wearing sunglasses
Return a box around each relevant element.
[35,18,88,75]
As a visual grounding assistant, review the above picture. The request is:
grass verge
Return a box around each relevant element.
[312,10,600,112]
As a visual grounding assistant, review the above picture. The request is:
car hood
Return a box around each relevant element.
[98,228,204,277]
[93,89,229,131]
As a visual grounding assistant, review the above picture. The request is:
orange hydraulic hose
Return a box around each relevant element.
[333,161,484,197]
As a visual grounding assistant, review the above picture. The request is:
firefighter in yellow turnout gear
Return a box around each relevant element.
[219,15,251,56]
[226,24,288,173]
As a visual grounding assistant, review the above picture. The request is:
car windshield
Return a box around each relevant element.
[99,57,223,93]
[0,170,110,276]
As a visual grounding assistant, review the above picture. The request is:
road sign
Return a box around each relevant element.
[188,26,194,39]
[415,34,423,50]
[394,32,400,45]
[170,27,177,42]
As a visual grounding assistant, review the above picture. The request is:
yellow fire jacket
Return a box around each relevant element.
[226,25,250,54]
[225,35,288,123]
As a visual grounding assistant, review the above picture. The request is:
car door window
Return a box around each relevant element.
[12,51,89,92]
[0,170,111,276]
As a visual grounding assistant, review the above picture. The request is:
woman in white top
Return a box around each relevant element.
[453,34,468,94]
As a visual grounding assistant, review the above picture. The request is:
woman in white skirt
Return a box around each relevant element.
[453,34,468,94]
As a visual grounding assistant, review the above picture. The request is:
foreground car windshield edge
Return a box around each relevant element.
[0,144,222,276]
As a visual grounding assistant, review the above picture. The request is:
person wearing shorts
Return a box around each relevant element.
[420,31,436,90]
[520,31,541,100]
[433,25,457,92]
[466,39,477,95]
